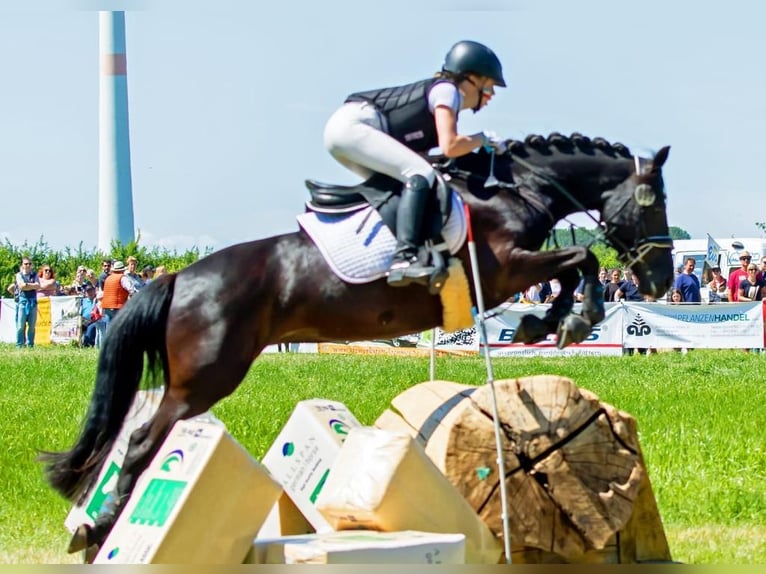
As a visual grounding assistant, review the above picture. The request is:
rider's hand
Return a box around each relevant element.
[481,130,508,154]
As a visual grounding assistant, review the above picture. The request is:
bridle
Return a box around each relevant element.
[597,156,674,268]
[441,151,674,269]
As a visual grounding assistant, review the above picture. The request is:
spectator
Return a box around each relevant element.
[619,273,650,355]
[573,277,585,302]
[524,281,552,303]
[154,265,167,278]
[738,263,765,302]
[125,256,145,292]
[97,259,112,290]
[101,261,135,323]
[707,266,728,302]
[598,267,608,286]
[727,251,762,302]
[141,265,155,285]
[37,265,62,297]
[615,273,643,301]
[668,288,688,353]
[85,268,98,289]
[604,268,625,302]
[80,285,103,347]
[70,265,94,295]
[673,257,701,303]
[14,257,40,348]
[760,256,766,278]
[548,278,561,301]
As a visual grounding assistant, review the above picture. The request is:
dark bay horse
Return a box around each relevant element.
[41,132,675,555]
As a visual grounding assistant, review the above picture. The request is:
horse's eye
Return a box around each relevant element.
[634,183,656,207]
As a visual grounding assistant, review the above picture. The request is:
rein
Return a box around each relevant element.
[506,153,673,268]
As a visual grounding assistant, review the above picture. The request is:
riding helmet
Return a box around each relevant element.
[442,40,506,87]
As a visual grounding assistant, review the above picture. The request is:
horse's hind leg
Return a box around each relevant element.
[77,326,262,559]
[70,389,194,558]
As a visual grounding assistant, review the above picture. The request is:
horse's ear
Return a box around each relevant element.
[652,146,671,170]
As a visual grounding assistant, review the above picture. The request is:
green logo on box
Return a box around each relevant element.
[85,461,121,520]
[129,478,187,527]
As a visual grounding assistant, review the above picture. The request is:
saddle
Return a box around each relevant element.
[304,171,454,250]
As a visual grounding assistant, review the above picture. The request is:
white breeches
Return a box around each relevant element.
[323,101,436,186]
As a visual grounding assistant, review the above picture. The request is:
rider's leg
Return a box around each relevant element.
[324,102,435,184]
[386,174,438,286]
[324,101,444,287]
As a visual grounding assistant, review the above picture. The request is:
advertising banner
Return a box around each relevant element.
[622,302,764,349]
[481,302,624,357]
[50,296,81,345]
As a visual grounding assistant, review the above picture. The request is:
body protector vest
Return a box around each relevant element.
[346,78,455,152]
[102,273,130,310]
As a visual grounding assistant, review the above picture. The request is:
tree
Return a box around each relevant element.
[669,226,691,240]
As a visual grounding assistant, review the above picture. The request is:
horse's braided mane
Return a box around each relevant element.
[506,132,632,158]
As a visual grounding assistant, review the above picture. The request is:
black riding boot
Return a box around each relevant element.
[387,175,438,288]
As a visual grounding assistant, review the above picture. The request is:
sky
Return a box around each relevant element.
[2,0,765,254]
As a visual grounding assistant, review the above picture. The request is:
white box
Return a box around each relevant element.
[64,389,222,533]
[93,420,281,564]
[261,399,362,532]
[256,491,315,539]
[249,530,465,564]
[315,427,503,564]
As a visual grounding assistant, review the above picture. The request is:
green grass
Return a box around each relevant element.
[0,346,764,563]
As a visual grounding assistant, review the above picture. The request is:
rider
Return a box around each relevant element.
[323,40,507,288]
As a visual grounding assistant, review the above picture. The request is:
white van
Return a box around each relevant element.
[672,237,766,281]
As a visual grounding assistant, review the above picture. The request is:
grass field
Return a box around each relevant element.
[0,346,764,564]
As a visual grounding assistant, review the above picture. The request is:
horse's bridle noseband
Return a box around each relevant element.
[509,152,673,268]
[608,232,674,269]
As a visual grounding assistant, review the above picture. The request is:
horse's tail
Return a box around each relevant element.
[38,273,177,501]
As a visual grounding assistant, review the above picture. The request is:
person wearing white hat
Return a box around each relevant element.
[100,260,137,322]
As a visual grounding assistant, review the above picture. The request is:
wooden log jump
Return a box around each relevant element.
[375,375,672,563]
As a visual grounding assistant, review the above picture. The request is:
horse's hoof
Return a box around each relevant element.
[513,315,549,344]
[67,524,92,554]
[83,544,100,564]
[557,314,592,348]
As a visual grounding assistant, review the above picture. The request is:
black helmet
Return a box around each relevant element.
[442,40,506,87]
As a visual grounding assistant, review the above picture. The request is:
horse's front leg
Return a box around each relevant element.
[555,249,605,348]
[510,246,601,347]
[511,248,583,344]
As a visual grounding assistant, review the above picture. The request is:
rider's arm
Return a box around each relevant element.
[433,105,484,158]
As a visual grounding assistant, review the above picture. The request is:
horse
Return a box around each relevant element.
[40,132,675,556]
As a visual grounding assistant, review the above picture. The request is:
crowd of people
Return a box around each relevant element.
[519,266,653,305]
[515,251,766,307]
[8,255,167,349]
[9,250,766,351]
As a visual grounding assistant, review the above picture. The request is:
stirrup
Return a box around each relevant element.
[386,259,436,288]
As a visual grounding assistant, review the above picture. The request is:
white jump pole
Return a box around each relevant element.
[463,202,513,564]
[429,327,436,381]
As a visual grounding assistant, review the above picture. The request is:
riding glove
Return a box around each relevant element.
[481,130,508,154]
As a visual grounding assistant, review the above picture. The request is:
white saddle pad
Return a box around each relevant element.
[297,193,467,284]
